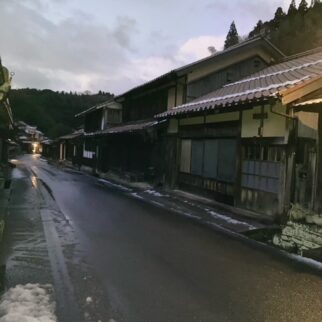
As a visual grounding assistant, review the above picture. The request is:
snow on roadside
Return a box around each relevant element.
[130,192,144,200]
[144,190,167,197]
[0,284,56,322]
[98,178,132,192]
[207,210,256,230]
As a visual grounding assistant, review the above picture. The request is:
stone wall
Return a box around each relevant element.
[273,204,322,254]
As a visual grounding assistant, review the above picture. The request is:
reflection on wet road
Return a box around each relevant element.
[11,155,322,322]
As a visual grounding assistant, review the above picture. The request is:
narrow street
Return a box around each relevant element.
[2,154,322,322]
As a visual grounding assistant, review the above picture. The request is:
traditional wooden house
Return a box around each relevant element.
[81,37,284,182]
[156,48,322,220]
[57,130,84,164]
[75,99,122,170]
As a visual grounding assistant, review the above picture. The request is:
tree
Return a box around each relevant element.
[249,20,265,38]
[273,7,286,28]
[310,0,321,7]
[274,7,286,20]
[224,21,239,49]
[298,0,309,14]
[288,0,298,15]
[208,46,217,55]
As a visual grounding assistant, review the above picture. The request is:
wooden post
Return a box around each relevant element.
[316,113,322,213]
[234,110,243,207]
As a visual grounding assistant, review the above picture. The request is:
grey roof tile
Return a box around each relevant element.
[156,48,322,118]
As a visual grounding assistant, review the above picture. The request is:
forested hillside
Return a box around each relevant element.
[224,1,322,54]
[248,0,322,55]
[10,89,113,138]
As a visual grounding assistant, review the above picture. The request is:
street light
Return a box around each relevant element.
[32,142,39,154]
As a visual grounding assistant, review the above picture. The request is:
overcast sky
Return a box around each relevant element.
[0,0,301,94]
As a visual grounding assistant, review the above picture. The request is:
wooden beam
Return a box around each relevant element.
[281,76,322,106]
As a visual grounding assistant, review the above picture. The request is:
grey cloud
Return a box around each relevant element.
[11,66,55,89]
[206,0,284,20]
[0,0,138,91]
[113,16,138,49]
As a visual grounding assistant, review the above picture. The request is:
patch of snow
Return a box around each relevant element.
[150,200,165,208]
[0,283,56,322]
[85,297,93,304]
[295,98,322,106]
[11,168,26,179]
[144,190,164,197]
[170,207,201,220]
[183,213,201,220]
[130,192,144,200]
[207,210,256,229]
[98,178,132,192]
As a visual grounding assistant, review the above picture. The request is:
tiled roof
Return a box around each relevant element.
[59,130,84,140]
[85,119,160,136]
[75,98,117,118]
[156,48,322,118]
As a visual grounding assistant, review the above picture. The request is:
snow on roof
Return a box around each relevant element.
[156,49,322,118]
[173,77,310,110]
[85,119,160,137]
[294,98,322,106]
[224,59,322,88]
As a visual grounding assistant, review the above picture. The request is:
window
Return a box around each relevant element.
[241,145,283,194]
[218,139,237,181]
[191,141,203,176]
[103,109,122,128]
[226,71,234,83]
[180,138,237,182]
[253,59,261,69]
[180,140,191,173]
[203,140,218,178]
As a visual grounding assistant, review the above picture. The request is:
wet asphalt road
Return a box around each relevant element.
[12,155,322,321]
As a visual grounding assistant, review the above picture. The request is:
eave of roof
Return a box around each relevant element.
[75,98,116,118]
[85,119,162,137]
[59,130,84,140]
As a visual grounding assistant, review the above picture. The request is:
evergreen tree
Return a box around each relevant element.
[298,0,309,14]
[288,0,298,15]
[274,7,286,20]
[224,21,239,49]
[249,20,264,38]
[273,7,286,28]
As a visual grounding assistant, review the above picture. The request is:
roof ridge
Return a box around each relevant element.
[281,47,322,62]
